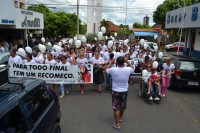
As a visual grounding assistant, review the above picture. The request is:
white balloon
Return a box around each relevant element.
[53,45,57,50]
[112,37,115,40]
[124,40,128,46]
[154,35,158,40]
[74,37,77,42]
[62,40,66,44]
[17,48,26,58]
[47,42,52,46]
[69,39,73,44]
[81,36,87,43]
[98,32,103,40]
[140,39,145,45]
[56,46,62,53]
[126,39,129,43]
[75,40,81,48]
[101,27,106,33]
[105,36,108,40]
[143,43,148,50]
[108,40,113,49]
[39,44,46,53]
[129,24,133,30]
[94,37,97,41]
[114,32,117,37]
[38,55,44,64]
[115,52,121,59]
[41,37,45,43]
[158,52,163,59]
[142,69,148,76]
[153,45,158,51]
[25,46,32,54]
[58,42,62,46]
[153,61,159,69]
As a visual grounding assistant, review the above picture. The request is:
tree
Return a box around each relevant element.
[153,0,200,29]
[133,23,151,28]
[99,19,109,32]
[86,33,97,43]
[27,4,86,38]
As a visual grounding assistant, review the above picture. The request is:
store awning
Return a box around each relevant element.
[133,32,161,36]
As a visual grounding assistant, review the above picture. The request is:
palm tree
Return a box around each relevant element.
[99,19,109,32]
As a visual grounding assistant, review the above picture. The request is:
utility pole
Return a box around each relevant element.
[124,0,127,40]
[77,0,80,39]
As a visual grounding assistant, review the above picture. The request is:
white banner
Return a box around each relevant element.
[9,64,93,84]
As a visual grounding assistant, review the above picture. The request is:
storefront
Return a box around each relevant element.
[0,0,44,46]
[165,2,200,59]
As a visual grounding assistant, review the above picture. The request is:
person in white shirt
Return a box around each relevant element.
[106,56,134,130]
[8,48,23,66]
[91,50,105,92]
[59,55,72,98]
[0,43,5,52]
[161,57,175,97]
[1,40,9,52]
[24,54,36,65]
[32,50,39,63]
[45,53,57,64]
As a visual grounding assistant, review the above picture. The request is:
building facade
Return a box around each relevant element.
[165,2,200,59]
[0,0,44,45]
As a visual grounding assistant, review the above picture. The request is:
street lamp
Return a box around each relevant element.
[77,0,80,39]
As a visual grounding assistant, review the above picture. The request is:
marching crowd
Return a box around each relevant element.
[1,38,174,100]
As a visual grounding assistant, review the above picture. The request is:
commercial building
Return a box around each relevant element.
[165,2,200,59]
[0,0,44,45]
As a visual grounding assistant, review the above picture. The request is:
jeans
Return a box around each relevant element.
[150,84,158,97]
[106,74,112,89]
[60,83,72,95]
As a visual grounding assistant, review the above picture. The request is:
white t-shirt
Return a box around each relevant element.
[106,67,134,92]
[45,59,57,64]
[103,52,110,63]
[76,58,88,64]
[102,45,108,53]
[32,56,39,63]
[24,60,36,65]
[91,57,104,66]
[0,47,5,52]
[59,61,71,66]
[162,63,175,78]
[8,55,23,65]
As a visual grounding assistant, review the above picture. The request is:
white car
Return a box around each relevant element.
[144,42,158,52]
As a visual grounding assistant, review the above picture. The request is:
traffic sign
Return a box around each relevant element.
[155,25,161,32]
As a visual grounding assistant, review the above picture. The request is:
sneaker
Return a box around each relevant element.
[149,96,153,100]
[65,91,70,94]
[59,94,64,98]
[154,97,160,101]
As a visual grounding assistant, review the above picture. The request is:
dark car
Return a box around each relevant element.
[165,42,185,52]
[167,55,200,89]
[0,75,61,133]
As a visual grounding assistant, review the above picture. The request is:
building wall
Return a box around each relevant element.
[95,0,102,34]
[87,0,94,34]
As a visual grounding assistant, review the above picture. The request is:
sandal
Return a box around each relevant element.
[112,123,120,131]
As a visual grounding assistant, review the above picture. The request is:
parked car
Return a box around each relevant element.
[0,73,61,133]
[167,55,200,90]
[144,42,158,52]
[165,42,185,51]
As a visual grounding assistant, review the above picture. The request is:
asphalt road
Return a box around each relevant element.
[57,82,200,133]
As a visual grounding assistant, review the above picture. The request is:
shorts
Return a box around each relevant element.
[112,91,128,111]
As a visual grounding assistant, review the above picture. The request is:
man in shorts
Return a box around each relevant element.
[106,56,134,130]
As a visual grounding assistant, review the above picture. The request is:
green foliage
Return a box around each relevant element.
[153,0,200,29]
[86,33,97,43]
[116,29,131,35]
[27,4,86,37]
[99,19,109,32]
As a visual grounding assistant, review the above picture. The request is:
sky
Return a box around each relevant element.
[28,0,165,26]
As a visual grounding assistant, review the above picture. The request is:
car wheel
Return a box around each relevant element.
[51,123,61,133]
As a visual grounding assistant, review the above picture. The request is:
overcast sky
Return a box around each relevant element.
[28,0,165,26]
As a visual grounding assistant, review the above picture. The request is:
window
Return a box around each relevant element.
[0,106,28,133]
[22,85,53,124]
[180,61,200,70]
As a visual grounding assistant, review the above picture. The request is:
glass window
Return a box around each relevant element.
[180,61,200,70]
[0,106,28,133]
[22,85,53,124]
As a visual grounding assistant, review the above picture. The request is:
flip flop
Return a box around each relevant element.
[112,124,120,131]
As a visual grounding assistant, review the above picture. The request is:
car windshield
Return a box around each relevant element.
[180,61,200,70]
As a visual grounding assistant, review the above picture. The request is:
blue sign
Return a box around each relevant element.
[1,19,14,24]
[191,7,198,21]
